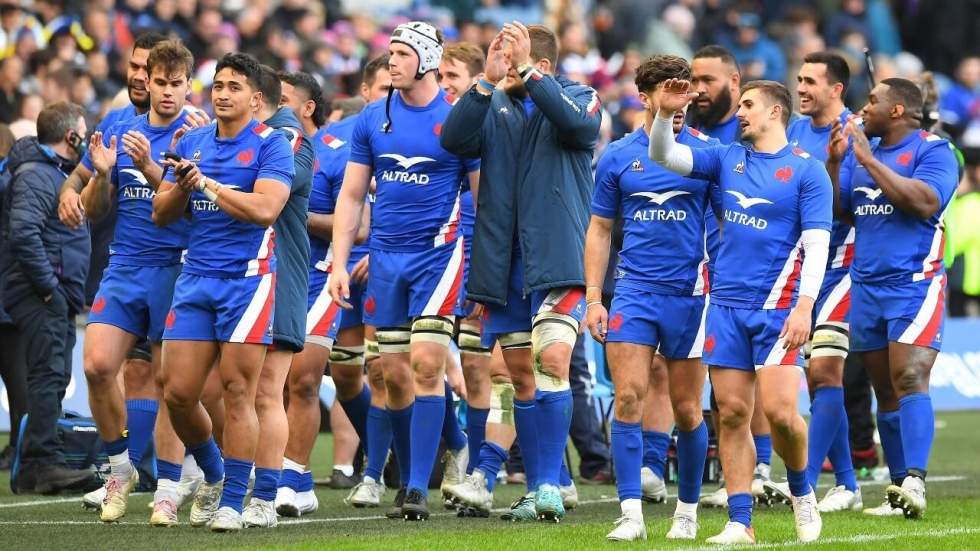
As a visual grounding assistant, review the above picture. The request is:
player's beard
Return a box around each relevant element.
[688,86,732,129]
[129,79,151,110]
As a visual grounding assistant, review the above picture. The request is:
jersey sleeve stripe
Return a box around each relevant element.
[230,272,276,343]
[830,227,856,269]
[245,227,276,277]
[764,242,802,309]
[913,211,947,282]
[433,194,462,247]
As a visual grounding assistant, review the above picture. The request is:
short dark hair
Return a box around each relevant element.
[528,25,559,65]
[802,51,850,95]
[255,64,282,109]
[442,43,485,78]
[693,45,739,72]
[741,80,792,127]
[133,32,167,52]
[881,77,924,114]
[215,52,262,90]
[363,54,390,87]
[280,70,327,127]
[146,40,195,80]
[635,55,691,94]
[36,101,84,145]
[331,97,366,120]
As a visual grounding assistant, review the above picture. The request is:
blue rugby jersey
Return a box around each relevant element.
[348,90,479,252]
[841,130,958,284]
[691,142,833,309]
[788,108,856,272]
[593,126,718,295]
[165,119,295,278]
[102,112,190,265]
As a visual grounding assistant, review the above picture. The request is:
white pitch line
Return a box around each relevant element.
[0,475,967,517]
[680,527,980,551]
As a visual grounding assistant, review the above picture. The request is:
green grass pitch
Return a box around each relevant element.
[1,410,979,550]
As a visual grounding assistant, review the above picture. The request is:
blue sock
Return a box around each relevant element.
[157,459,182,483]
[898,393,934,476]
[807,387,845,489]
[677,421,708,504]
[188,438,224,484]
[252,466,279,501]
[642,430,670,479]
[218,457,252,513]
[389,404,414,487]
[514,398,539,491]
[534,389,572,488]
[728,492,753,526]
[753,434,772,466]
[278,466,303,490]
[366,405,393,481]
[125,399,158,465]
[477,441,508,492]
[300,471,314,492]
[787,467,809,497]
[876,410,907,484]
[466,407,489,474]
[104,436,128,458]
[828,411,858,491]
[339,385,371,453]
[408,395,446,495]
[559,459,572,486]
[612,419,643,501]
[441,381,467,452]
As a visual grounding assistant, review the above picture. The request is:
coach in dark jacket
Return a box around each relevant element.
[441,24,601,306]
[0,102,96,493]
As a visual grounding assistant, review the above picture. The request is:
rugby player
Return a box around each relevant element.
[153,52,295,531]
[586,55,714,541]
[329,21,479,521]
[651,78,831,544]
[827,78,959,519]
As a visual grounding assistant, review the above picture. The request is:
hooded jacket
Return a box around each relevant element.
[441,72,601,305]
[1,137,90,313]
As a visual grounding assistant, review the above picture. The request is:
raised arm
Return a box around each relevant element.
[826,119,855,225]
[647,79,701,176]
[501,23,600,150]
[847,120,946,220]
[79,131,117,221]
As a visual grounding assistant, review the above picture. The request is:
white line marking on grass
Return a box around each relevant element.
[681,527,980,551]
[0,474,968,520]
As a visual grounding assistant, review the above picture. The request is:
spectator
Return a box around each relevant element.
[947,161,980,317]
[824,0,871,51]
[0,55,23,122]
[9,93,43,139]
[723,12,786,82]
[0,101,95,494]
[941,57,980,137]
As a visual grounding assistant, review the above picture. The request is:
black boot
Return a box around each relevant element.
[33,463,100,495]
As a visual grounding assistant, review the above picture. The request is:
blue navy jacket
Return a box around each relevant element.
[441,72,601,305]
[1,137,90,314]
